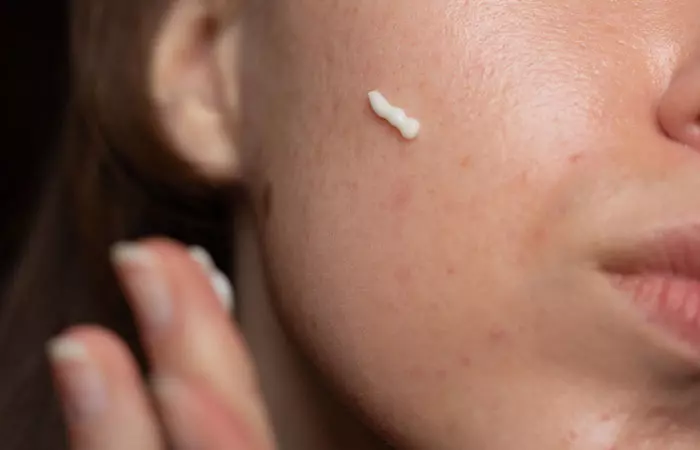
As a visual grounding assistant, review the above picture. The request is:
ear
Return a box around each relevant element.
[150,0,242,182]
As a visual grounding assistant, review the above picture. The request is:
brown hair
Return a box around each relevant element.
[0,1,231,448]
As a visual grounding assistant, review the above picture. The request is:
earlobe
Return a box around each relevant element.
[150,0,242,182]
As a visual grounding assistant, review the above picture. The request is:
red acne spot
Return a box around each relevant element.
[460,355,472,368]
[389,179,413,212]
[568,153,584,164]
[600,413,612,422]
[394,266,412,284]
[488,328,509,343]
[513,170,531,188]
[446,265,456,276]
[459,156,471,169]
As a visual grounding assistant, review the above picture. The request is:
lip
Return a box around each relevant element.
[606,224,700,356]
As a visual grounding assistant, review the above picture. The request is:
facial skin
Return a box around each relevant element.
[227,1,700,449]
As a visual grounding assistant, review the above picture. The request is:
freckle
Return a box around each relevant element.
[408,365,427,380]
[390,180,413,212]
[488,328,508,343]
[394,266,412,283]
[344,180,359,192]
[568,153,583,163]
[567,430,579,441]
[529,226,547,247]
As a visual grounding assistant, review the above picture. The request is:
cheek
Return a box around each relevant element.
[247,0,672,444]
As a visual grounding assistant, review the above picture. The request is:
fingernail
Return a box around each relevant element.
[47,338,107,422]
[211,271,235,313]
[188,246,235,313]
[111,242,172,332]
[188,246,215,272]
[152,377,200,449]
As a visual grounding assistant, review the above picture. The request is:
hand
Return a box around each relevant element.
[46,239,276,450]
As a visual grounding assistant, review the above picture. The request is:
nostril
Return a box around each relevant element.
[657,62,700,151]
[683,118,700,147]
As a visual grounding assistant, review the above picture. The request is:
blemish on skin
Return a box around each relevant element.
[391,182,413,212]
[459,156,471,169]
[368,90,421,140]
[407,365,428,380]
[568,153,584,164]
[344,180,359,192]
[446,266,456,276]
[460,355,472,368]
[394,266,413,284]
[488,328,509,343]
[383,178,414,213]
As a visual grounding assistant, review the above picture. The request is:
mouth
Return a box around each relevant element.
[606,224,700,356]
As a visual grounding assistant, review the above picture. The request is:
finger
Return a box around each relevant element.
[111,239,274,448]
[153,376,267,449]
[47,327,163,450]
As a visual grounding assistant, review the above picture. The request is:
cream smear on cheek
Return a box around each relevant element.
[368,90,420,139]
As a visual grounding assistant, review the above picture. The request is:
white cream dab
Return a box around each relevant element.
[368,90,420,140]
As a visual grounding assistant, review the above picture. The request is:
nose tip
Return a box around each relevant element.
[658,62,700,149]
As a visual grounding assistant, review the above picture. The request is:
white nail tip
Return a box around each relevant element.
[187,246,235,313]
[211,271,235,313]
[48,338,89,363]
[111,242,151,266]
[188,246,215,271]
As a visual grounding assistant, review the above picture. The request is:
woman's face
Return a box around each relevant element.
[239,1,700,448]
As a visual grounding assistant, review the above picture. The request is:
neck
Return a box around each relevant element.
[233,209,393,450]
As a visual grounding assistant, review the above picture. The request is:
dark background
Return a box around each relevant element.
[0,1,69,293]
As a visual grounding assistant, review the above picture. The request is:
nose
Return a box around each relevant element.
[658,60,700,150]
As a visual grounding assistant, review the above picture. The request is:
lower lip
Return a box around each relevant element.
[613,273,700,350]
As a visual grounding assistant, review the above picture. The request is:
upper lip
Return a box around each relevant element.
[604,223,700,280]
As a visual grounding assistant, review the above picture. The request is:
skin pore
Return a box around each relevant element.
[230,1,700,449]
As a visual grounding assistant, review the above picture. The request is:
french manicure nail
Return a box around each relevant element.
[188,246,215,272]
[188,246,235,313]
[210,271,235,313]
[47,338,107,422]
[111,242,172,332]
